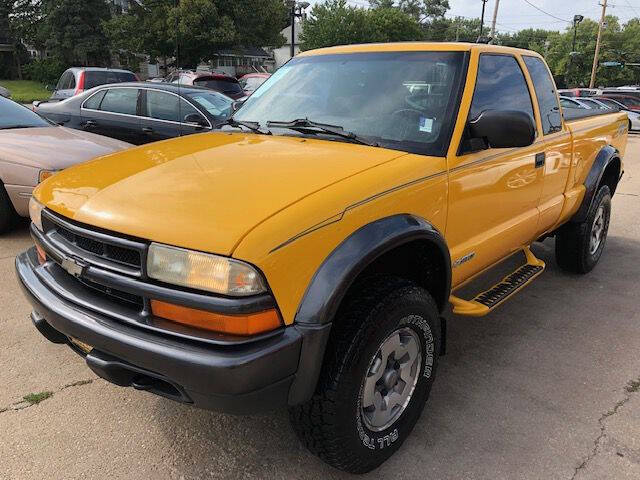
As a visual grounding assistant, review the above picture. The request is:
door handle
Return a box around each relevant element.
[535,152,545,168]
[142,127,153,133]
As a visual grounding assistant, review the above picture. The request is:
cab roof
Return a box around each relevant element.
[298,42,543,59]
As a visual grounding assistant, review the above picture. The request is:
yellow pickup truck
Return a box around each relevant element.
[17,43,626,473]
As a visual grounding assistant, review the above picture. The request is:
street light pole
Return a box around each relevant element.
[287,1,310,60]
[479,0,488,39]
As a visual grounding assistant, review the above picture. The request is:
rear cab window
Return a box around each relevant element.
[85,71,137,89]
[523,56,562,135]
[461,54,535,153]
[194,77,243,95]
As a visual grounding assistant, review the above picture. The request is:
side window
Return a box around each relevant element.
[68,73,76,90]
[524,56,561,134]
[468,54,535,124]
[99,88,139,115]
[146,90,180,122]
[178,99,200,122]
[83,90,107,110]
[57,72,72,90]
[463,54,535,153]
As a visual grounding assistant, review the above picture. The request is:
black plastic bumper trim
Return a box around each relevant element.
[16,253,310,411]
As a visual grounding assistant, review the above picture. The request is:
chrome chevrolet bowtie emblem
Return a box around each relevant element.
[61,257,86,277]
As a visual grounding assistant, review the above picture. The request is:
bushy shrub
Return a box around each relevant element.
[24,58,67,87]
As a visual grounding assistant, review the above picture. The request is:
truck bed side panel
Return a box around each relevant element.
[554,112,627,227]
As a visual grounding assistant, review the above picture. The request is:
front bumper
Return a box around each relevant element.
[16,249,331,413]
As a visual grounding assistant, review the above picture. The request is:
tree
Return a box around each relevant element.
[300,0,423,51]
[39,0,112,66]
[104,0,287,69]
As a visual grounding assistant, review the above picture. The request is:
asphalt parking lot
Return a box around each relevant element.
[1,135,639,480]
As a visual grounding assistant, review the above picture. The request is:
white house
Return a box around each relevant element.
[269,21,303,69]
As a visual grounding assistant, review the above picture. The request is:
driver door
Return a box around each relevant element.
[446,53,544,286]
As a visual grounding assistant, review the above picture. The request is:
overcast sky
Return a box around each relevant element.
[309,0,640,34]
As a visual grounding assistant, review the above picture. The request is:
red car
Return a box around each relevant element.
[600,94,640,112]
[165,71,245,100]
[239,73,271,95]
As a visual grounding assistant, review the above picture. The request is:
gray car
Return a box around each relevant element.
[50,67,138,101]
[0,85,10,98]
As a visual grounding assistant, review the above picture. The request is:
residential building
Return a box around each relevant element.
[268,21,303,69]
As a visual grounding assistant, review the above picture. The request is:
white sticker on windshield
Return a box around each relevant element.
[419,116,434,133]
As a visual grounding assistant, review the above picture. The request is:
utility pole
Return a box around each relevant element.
[590,0,608,88]
[490,0,500,41]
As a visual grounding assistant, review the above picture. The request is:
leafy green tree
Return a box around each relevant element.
[300,0,423,51]
[105,0,287,69]
[39,0,112,66]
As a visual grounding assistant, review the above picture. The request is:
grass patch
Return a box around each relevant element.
[0,80,51,103]
[23,391,53,405]
[626,379,640,393]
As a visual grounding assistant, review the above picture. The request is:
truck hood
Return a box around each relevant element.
[0,126,131,170]
[35,132,405,255]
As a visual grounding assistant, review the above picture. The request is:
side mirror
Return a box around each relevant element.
[183,113,208,127]
[468,110,535,149]
[231,98,246,113]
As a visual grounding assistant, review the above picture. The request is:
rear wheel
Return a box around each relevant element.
[0,183,18,234]
[289,277,440,473]
[555,185,611,274]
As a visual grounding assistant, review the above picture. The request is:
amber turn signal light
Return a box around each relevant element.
[35,243,47,265]
[150,300,281,336]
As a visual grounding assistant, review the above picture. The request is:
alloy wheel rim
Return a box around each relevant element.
[360,324,422,432]
[590,205,606,255]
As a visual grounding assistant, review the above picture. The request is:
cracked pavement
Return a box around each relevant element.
[1,136,639,479]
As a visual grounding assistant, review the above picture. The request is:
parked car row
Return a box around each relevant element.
[559,86,640,131]
[49,67,270,102]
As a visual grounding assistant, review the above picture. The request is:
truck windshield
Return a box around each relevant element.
[234,51,466,156]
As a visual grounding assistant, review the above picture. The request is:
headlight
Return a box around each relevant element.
[29,197,44,231]
[147,243,267,296]
[38,169,57,183]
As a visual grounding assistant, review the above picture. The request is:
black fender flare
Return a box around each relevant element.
[287,214,451,405]
[295,213,451,325]
[572,145,620,223]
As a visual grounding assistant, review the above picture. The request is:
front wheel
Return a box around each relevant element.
[555,185,611,274]
[289,277,440,473]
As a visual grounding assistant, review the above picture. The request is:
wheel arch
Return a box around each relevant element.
[572,145,621,223]
[294,214,451,327]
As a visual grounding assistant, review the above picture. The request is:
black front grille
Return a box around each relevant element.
[77,277,144,308]
[56,225,142,269]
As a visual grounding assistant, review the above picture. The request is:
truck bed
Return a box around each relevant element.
[563,108,619,122]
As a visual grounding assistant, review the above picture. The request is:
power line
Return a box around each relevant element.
[624,0,640,17]
[521,0,571,23]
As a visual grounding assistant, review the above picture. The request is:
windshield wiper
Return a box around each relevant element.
[221,118,271,135]
[266,118,379,147]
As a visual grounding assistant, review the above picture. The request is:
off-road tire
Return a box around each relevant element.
[289,277,441,474]
[0,183,18,234]
[555,185,611,274]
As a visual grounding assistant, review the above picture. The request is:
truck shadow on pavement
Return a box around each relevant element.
[148,234,640,479]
